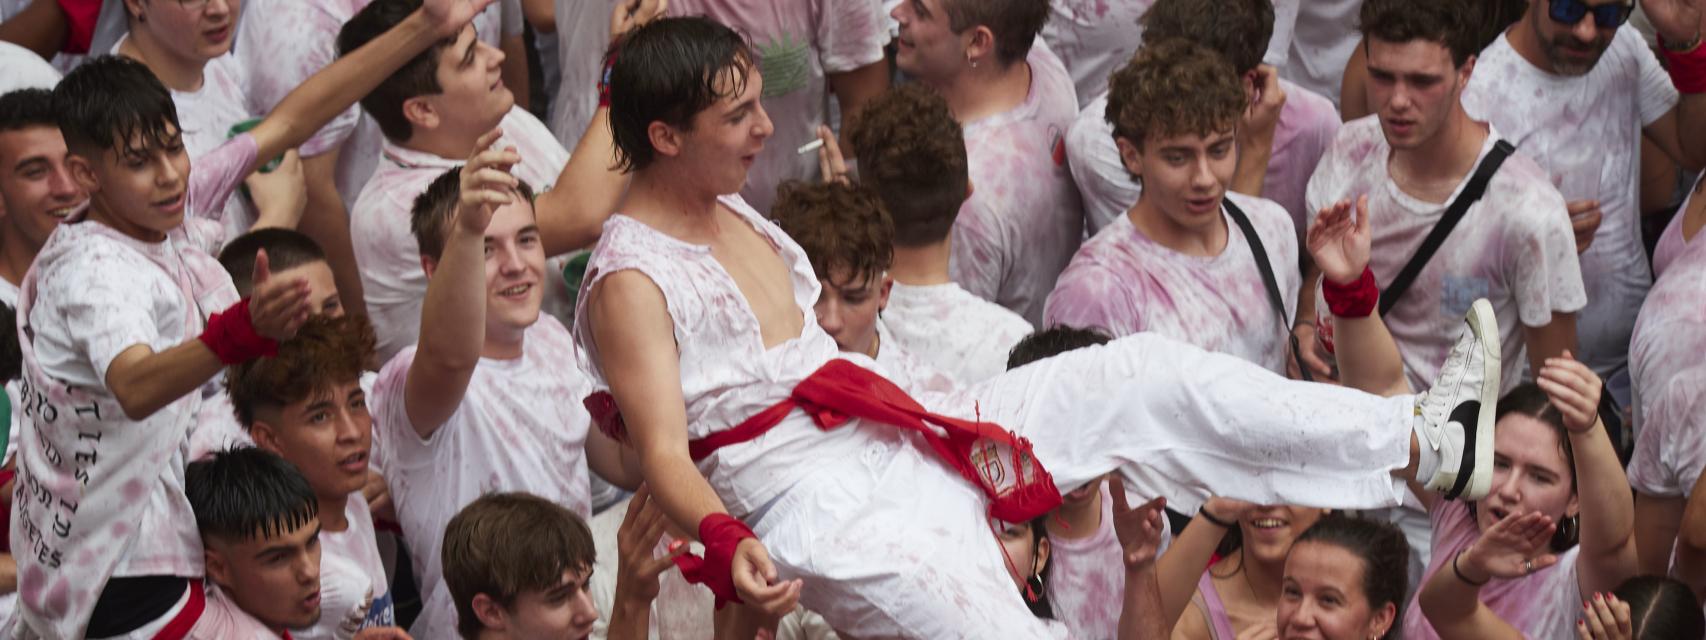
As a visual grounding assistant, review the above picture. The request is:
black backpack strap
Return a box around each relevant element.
[1224,198,1311,382]
[1378,140,1516,316]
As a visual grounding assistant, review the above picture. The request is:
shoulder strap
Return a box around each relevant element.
[1224,198,1310,381]
[1379,140,1516,316]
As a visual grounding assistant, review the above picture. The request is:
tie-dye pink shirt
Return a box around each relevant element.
[1627,200,1706,500]
[951,44,1084,326]
[1404,500,1583,640]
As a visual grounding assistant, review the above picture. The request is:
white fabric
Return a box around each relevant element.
[879,281,1033,385]
[664,0,887,214]
[1066,79,1341,237]
[371,316,594,640]
[1305,117,1586,393]
[10,137,253,638]
[1403,500,1583,640]
[1044,192,1300,374]
[189,583,284,639]
[574,194,1420,638]
[1629,367,1706,500]
[547,0,615,152]
[0,42,59,94]
[1650,182,1706,279]
[1628,215,1706,496]
[872,321,958,396]
[1462,26,1678,378]
[951,45,1084,325]
[351,107,570,364]
[294,493,394,639]
[1278,0,1361,108]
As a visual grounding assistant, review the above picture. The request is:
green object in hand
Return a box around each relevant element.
[228,118,283,173]
[0,391,11,464]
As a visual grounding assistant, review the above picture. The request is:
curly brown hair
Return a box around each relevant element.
[1358,0,1481,67]
[847,84,967,248]
[1140,0,1275,75]
[772,180,895,287]
[1105,38,1246,153]
[226,314,377,428]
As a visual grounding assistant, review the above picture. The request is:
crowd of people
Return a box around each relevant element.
[0,0,1705,637]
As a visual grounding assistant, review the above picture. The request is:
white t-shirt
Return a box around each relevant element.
[1403,500,1583,640]
[11,136,253,638]
[880,281,1033,385]
[371,316,594,640]
[1627,209,1706,497]
[350,107,570,364]
[1045,192,1300,374]
[1462,27,1678,377]
[951,44,1084,326]
[1305,117,1586,393]
[547,0,614,152]
[872,320,959,397]
[1066,79,1341,237]
[295,493,394,639]
[1278,0,1361,108]
[190,584,284,639]
[0,42,59,94]
[664,0,887,214]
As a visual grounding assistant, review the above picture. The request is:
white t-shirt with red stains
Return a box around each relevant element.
[879,282,1034,385]
[1461,26,1678,377]
[1066,79,1340,238]
[1305,117,1586,393]
[371,316,594,640]
[951,44,1084,326]
[1628,196,1706,500]
[1277,0,1361,108]
[294,493,394,639]
[1403,500,1583,640]
[1044,192,1300,374]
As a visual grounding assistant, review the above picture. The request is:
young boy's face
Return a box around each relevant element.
[672,64,772,198]
[252,380,371,502]
[71,124,190,242]
[272,261,344,318]
[814,266,891,358]
[0,125,82,252]
[417,24,514,139]
[206,517,324,632]
[481,198,547,336]
[1121,127,1237,233]
[490,568,599,640]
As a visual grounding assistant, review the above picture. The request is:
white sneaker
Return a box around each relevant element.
[1415,298,1500,501]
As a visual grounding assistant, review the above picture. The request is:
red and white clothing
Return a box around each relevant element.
[575,194,1423,638]
[1305,117,1586,393]
[191,583,286,639]
[1046,483,1133,640]
[1462,26,1678,378]
[1066,80,1340,237]
[1044,193,1300,374]
[1403,500,1583,640]
[9,136,253,638]
[879,281,1033,385]
[371,317,594,640]
[664,0,887,214]
[951,45,1084,325]
[350,107,570,364]
[294,494,393,639]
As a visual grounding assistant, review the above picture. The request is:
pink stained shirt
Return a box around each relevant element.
[1403,500,1583,640]
[879,281,1035,385]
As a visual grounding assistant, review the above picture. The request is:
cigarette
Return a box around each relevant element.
[797,139,825,155]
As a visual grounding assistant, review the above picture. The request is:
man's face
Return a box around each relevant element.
[271,261,344,318]
[1365,39,1471,151]
[253,381,371,502]
[482,198,546,337]
[128,0,240,63]
[1530,0,1621,75]
[206,518,324,631]
[490,569,599,640]
[1121,127,1236,233]
[674,66,773,196]
[813,266,891,358]
[0,126,83,252]
[891,0,968,83]
[74,125,192,242]
[418,25,514,140]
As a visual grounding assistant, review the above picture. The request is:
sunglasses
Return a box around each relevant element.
[1547,0,1635,29]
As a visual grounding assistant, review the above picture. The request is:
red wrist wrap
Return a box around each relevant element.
[199,298,279,364]
[1664,37,1706,94]
[597,48,618,108]
[671,514,756,609]
[1323,267,1379,318]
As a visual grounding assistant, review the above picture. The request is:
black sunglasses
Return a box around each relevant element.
[1548,0,1635,29]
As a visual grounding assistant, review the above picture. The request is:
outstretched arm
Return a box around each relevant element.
[1154,497,1253,632]
[1641,0,1706,171]
[1306,196,1409,397]
[1537,356,1638,596]
[1111,476,1171,640]
[1420,512,1557,640]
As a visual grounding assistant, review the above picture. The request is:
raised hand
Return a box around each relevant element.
[1461,511,1561,581]
[1307,195,1372,286]
[1641,0,1704,44]
[614,485,687,607]
[1241,65,1287,141]
[1576,591,1633,640]
[815,125,849,186]
[1109,475,1168,571]
[731,537,803,617]
[610,0,669,42]
[455,129,522,236]
[244,149,307,230]
[247,249,313,341]
[1566,200,1603,255]
[422,0,501,38]
[1536,351,1604,434]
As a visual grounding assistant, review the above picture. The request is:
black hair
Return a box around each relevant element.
[217,228,329,298]
[1358,0,1482,68]
[0,89,57,133]
[0,304,18,383]
[51,56,180,157]
[337,0,458,142]
[607,16,754,173]
[1294,514,1410,640]
[1614,575,1706,639]
[1006,326,1113,370]
[185,447,320,544]
[1140,0,1276,75]
[410,166,535,261]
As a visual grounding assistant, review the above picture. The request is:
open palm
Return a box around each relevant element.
[1306,196,1372,286]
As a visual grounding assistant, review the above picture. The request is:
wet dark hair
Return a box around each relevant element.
[411,166,536,261]
[1293,514,1410,640]
[607,17,754,173]
[1358,0,1481,68]
[337,0,460,142]
[217,228,329,298]
[0,89,57,133]
[1006,326,1112,369]
[1141,0,1275,75]
[185,447,320,545]
[937,0,1049,67]
[52,56,180,158]
[1614,575,1706,639]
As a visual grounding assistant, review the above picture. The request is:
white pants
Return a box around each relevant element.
[758,332,1417,639]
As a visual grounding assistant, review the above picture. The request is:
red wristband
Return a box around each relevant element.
[198,298,279,364]
[671,514,756,609]
[597,48,618,108]
[1663,36,1706,93]
[1323,267,1379,318]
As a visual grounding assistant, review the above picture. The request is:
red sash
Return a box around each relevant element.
[586,359,1062,524]
[151,580,206,640]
